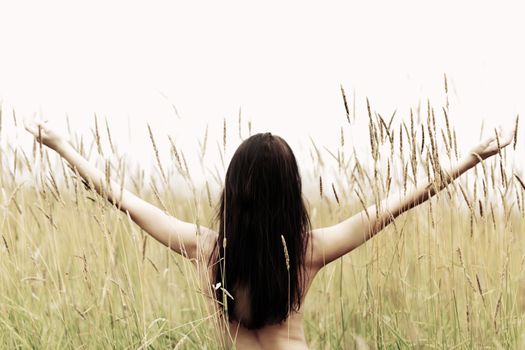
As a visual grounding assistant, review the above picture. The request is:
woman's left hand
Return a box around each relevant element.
[24,117,66,150]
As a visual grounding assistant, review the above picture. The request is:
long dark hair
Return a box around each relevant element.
[210,132,311,329]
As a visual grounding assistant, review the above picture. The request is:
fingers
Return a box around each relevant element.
[482,136,495,147]
[491,123,516,148]
[500,125,516,146]
[23,114,48,126]
[22,115,48,137]
[504,131,515,146]
[23,118,37,135]
[508,119,518,140]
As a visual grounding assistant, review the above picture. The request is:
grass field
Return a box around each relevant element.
[0,90,524,349]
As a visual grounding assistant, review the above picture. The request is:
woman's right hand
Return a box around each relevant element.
[23,117,66,151]
[469,124,516,161]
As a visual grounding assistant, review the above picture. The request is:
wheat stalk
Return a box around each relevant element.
[147,124,168,187]
[340,84,351,124]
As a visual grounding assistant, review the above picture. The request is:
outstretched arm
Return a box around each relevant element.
[25,118,212,260]
[311,126,515,267]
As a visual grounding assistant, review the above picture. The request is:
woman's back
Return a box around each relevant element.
[228,312,308,350]
[209,133,313,331]
[200,230,321,350]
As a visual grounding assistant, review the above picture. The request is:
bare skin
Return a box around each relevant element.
[24,117,515,349]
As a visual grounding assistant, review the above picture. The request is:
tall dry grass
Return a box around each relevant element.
[0,85,524,349]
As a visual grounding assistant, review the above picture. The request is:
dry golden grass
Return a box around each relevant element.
[0,91,524,349]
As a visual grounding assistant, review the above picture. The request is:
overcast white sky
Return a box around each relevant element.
[0,0,524,183]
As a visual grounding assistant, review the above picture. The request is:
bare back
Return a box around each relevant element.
[197,231,322,350]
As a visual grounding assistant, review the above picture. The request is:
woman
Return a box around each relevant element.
[24,118,514,349]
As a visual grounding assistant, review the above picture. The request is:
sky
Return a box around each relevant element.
[0,0,524,188]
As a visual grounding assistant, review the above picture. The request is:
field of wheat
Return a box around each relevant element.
[0,84,524,349]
